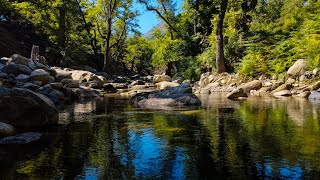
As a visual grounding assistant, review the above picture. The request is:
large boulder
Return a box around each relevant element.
[30,69,54,84]
[287,59,307,76]
[15,74,30,82]
[0,87,58,128]
[39,86,65,104]
[7,54,32,66]
[153,75,171,83]
[226,88,248,99]
[131,84,201,109]
[308,91,320,101]
[0,132,42,144]
[238,80,262,93]
[2,64,32,76]
[273,90,292,97]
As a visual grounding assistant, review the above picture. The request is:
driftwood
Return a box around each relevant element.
[30,45,47,65]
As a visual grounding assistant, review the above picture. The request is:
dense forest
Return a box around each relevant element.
[0,0,319,80]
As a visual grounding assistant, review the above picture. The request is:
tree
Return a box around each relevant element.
[215,0,228,73]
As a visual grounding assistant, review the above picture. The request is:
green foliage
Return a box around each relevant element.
[123,36,153,75]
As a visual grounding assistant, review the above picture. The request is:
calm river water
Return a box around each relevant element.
[1,93,320,179]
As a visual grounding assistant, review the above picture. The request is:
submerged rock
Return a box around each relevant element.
[0,132,41,144]
[0,87,58,128]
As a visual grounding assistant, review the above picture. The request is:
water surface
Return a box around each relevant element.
[1,93,320,179]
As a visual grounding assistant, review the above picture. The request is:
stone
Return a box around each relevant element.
[7,54,31,66]
[0,57,9,64]
[130,80,145,86]
[131,84,200,109]
[226,88,248,99]
[272,84,293,93]
[0,72,7,79]
[112,76,129,83]
[295,91,311,98]
[131,85,150,90]
[0,132,42,144]
[263,81,273,87]
[103,83,117,93]
[28,61,48,71]
[90,75,106,87]
[50,82,64,90]
[89,82,99,89]
[15,74,30,82]
[22,82,40,90]
[287,59,307,76]
[61,88,79,100]
[273,90,292,97]
[75,87,102,99]
[299,75,306,82]
[309,91,320,101]
[153,75,171,83]
[0,87,58,128]
[157,81,180,90]
[310,81,320,90]
[313,68,319,76]
[238,80,262,93]
[182,80,191,84]
[30,69,54,84]
[0,122,15,137]
[39,86,65,103]
[2,64,32,76]
[61,79,80,88]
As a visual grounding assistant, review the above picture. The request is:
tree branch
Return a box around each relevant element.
[138,0,177,33]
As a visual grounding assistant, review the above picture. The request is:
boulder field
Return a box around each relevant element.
[1,55,320,144]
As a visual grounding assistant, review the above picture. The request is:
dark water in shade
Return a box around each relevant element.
[2,93,320,179]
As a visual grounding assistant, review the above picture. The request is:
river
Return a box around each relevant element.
[1,93,320,179]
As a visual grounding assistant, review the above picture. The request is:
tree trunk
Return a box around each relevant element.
[104,15,112,72]
[215,0,228,73]
[58,1,66,65]
[58,2,66,49]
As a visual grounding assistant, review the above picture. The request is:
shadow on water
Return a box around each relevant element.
[2,93,320,179]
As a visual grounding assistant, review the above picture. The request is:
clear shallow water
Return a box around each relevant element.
[2,94,320,179]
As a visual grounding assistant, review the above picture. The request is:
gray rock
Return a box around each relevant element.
[0,87,58,128]
[272,84,293,93]
[75,87,102,98]
[50,82,64,90]
[22,83,40,90]
[103,83,117,93]
[238,80,262,93]
[7,54,32,66]
[0,72,7,78]
[153,75,171,83]
[273,90,292,97]
[0,132,41,144]
[30,69,54,84]
[309,91,320,101]
[39,86,65,103]
[0,122,15,137]
[61,79,80,88]
[28,61,48,71]
[131,84,200,109]
[287,59,307,76]
[226,88,248,99]
[15,74,30,82]
[2,64,32,76]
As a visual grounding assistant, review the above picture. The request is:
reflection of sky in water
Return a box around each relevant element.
[78,167,99,180]
[129,128,167,178]
[256,159,303,179]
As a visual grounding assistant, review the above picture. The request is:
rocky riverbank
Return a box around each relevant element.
[1,54,319,144]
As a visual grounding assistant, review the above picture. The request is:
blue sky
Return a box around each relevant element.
[133,0,183,34]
